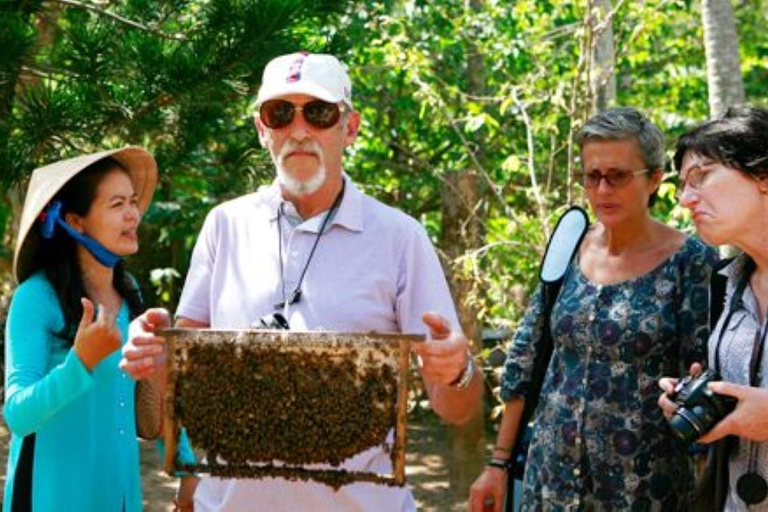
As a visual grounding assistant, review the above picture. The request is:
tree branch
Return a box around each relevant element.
[21,64,81,81]
[511,88,548,238]
[52,0,186,40]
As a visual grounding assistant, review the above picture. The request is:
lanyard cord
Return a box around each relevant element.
[714,258,768,386]
[275,181,345,311]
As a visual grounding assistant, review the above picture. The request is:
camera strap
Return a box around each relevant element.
[507,206,589,495]
[713,258,768,387]
[741,316,768,505]
[274,181,345,311]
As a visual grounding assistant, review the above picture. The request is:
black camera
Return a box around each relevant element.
[257,312,290,330]
[667,368,737,444]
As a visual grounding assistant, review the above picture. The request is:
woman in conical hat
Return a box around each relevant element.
[3,147,157,512]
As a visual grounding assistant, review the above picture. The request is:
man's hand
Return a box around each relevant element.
[412,312,481,424]
[119,308,171,380]
[413,312,471,386]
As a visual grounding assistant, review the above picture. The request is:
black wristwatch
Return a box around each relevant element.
[487,456,510,471]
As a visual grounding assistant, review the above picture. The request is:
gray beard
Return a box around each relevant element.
[276,164,327,196]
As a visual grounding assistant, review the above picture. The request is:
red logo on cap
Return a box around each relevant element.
[286,54,307,83]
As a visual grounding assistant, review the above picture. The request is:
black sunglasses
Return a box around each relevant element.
[259,99,345,130]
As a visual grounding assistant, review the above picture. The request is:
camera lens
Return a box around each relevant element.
[669,404,716,444]
[668,408,701,444]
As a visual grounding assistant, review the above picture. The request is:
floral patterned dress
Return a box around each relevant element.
[501,236,718,511]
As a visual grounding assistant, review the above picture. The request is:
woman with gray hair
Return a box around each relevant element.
[471,107,718,511]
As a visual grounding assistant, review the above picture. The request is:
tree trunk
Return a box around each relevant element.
[441,169,485,498]
[701,0,745,117]
[702,0,744,258]
[434,0,489,498]
[589,0,617,113]
[1,186,24,277]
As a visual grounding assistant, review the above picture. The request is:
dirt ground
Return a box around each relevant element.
[0,412,470,511]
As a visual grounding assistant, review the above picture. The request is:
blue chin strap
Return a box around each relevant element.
[40,201,122,268]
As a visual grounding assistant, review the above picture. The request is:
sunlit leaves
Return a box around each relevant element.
[336,0,768,334]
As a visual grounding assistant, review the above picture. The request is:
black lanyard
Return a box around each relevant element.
[274,182,345,310]
[716,258,768,505]
[714,258,768,388]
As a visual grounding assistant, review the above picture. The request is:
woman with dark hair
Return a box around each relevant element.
[3,148,157,511]
[471,107,718,511]
[659,106,768,511]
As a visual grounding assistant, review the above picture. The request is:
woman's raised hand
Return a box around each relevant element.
[73,297,122,371]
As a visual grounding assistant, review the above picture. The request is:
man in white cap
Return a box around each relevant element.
[121,52,481,511]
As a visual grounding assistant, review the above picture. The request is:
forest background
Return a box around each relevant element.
[0,0,766,505]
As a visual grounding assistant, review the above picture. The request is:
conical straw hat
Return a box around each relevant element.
[13,146,158,283]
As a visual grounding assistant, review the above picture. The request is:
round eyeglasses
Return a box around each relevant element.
[676,164,716,200]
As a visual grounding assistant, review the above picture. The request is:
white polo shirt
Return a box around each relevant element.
[176,177,459,512]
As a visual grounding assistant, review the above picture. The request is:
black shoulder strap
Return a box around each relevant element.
[509,207,588,481]
[523,206,589,418]
[709,257,733,331]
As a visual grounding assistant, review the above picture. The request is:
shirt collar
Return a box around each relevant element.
[720,253,752,283]
[332,175,363,232]
[265,174,364,233]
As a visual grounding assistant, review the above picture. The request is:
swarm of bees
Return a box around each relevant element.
[162,330,422,489]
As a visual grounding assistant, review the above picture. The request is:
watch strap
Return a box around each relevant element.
[450,351,476,390]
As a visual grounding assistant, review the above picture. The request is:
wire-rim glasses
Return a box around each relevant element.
[677,164,716,200]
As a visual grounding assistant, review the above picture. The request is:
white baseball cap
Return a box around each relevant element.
[255,52,353,108]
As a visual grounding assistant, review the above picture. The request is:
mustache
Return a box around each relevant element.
[278,140,321,162]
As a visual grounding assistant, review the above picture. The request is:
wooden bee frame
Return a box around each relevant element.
[162,329,423,488]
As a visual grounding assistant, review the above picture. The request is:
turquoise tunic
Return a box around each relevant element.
[3,271,141,511]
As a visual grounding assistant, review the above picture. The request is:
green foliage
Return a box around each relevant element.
[735,0,768,104]
[332,0,768,335]
[336,0,590,330]
[0,0,351,305]
[3,0,768,325]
